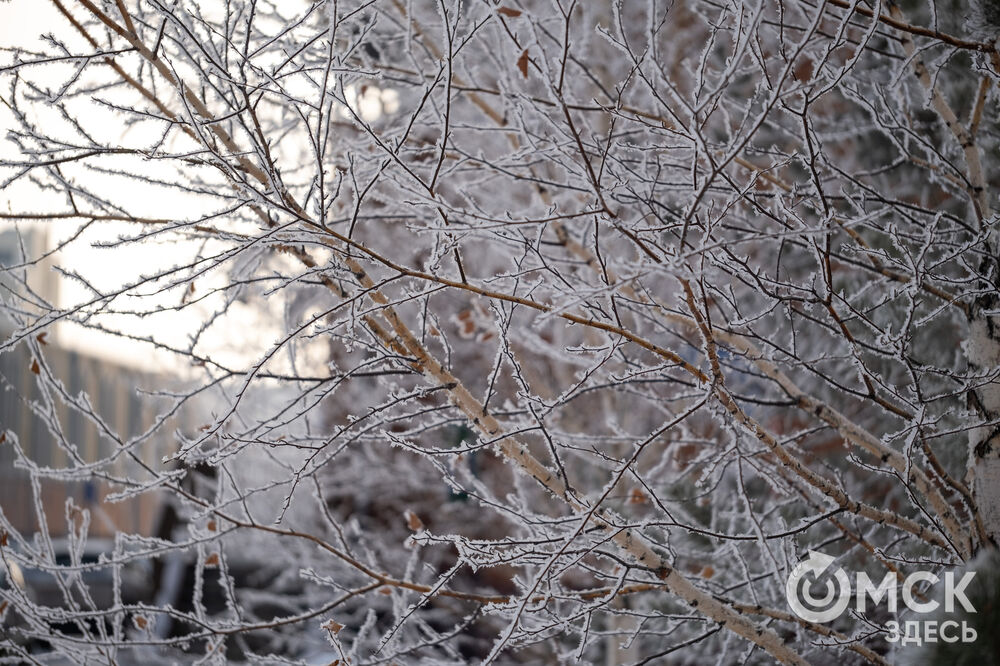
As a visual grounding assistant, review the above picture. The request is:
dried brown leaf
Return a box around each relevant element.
[405,509,424,532]
[516,49,529,78]
[321,619,344,634]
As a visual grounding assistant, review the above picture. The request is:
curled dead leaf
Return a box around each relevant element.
[405,509,424,532]
[321,619,344,634]
[36,332,47,345]
[794,57,814,82]
[133,615,148,629]
[516,49,529,78]
[30,359,40,375]
[205,552,220,567]
[455,309,476,338]
[498,7,522,17]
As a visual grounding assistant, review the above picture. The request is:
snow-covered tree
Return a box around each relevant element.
[1,0,999,663]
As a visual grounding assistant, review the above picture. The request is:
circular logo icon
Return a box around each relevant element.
[786,550,851,623]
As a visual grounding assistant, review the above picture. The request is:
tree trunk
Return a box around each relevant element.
[969,234,1000,547]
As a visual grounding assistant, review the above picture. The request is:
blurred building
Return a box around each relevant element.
[0,225,175,539]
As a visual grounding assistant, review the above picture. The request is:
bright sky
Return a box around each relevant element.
[1,1,400,376]
[0,0,282,374]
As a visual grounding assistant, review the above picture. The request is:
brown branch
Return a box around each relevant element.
[826,0,997,53]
